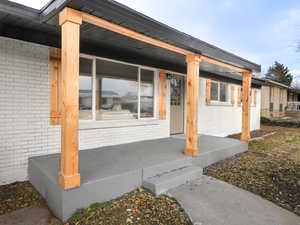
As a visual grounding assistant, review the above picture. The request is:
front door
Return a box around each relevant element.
[170,75,185,134]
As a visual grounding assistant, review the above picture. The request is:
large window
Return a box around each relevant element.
[210,81,228,102]
[79,56,156,121]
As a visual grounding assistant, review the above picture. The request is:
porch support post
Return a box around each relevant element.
[241,71,252,142]
[58,8,82,189]
[184,54,201,156]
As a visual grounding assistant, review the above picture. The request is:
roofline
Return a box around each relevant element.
[253,77,289,89]
[1,0,261,72]
[40,0,261,72]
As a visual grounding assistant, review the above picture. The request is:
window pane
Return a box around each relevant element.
[220,83,227,102]
[79,58,93,120]
[211,82,218,101]
[140,69,154,118]
[95,59,138,120]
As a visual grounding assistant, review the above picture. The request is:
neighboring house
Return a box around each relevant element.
[253,78,289,118]
[0,1,262,217]
[287,88,300,112]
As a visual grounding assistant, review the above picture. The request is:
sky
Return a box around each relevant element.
[11,0,300,82]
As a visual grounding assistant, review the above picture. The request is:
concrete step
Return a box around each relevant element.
[142,157,193,180]
[142,166,202,196]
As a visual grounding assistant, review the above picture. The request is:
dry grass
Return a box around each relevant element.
[205,126,300,215]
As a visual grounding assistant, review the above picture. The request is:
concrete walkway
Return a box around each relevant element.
[167,176,300,225]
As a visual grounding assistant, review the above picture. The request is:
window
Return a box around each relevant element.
[79,58,93,120]
[210,81,228,102]
[79,56,156,121]
[270,102,274,112]
[140,69,155,118]
[95,59,139,120]
[279,104,283,112]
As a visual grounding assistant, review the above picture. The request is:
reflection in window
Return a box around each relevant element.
[211,82,218,101]
[95,59,138,120]
[79,57,156,121]
[79,58,92,120]
[140,69,154,118]
[210,81,228,102]
[220,83,227,102]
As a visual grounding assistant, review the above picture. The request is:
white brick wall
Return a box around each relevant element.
[0,37,60,184]
[0,37,170,184]
[198,77,261,137]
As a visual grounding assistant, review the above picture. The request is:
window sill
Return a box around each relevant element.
[79,119,163,130]
[207,102,233,107]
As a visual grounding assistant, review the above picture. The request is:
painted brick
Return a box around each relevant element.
[0,37,171,184]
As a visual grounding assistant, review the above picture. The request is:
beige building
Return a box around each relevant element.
[254,78,289,118]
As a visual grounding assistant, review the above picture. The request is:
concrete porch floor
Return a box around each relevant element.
[28,135,247,221]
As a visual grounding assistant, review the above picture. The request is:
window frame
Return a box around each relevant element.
[210,80,230,104]
[80,54,158,122]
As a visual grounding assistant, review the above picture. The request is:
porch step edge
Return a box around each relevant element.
[142,166,202,196]
[142,157,193,180]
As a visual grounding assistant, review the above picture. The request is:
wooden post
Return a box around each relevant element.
[159,70,167,120]
[58,8,82,189]
[241,71,252,142]
[184,54,201,156]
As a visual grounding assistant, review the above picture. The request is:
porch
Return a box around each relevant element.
[28,135,247,221]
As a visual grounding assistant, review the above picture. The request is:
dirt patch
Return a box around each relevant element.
[0,181,43,215]
[205,126,300,216]
[228,125,280,140]
[62,189,192,225]
[0,181,191,225]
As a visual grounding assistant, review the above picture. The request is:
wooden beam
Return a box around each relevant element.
[77,8,249,73]
[184,54,201,156]
[58,8,82,189]
[81,12,190,56]
[241,71,252,142]
[201,55,248,73]
[158,70,167,120]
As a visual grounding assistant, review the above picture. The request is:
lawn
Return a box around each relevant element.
[204,125,300,216]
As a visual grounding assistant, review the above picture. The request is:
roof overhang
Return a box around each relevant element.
[0,0,261,83]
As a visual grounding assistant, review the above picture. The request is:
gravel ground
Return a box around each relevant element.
[0,182,192,225]
[205,126,300,216]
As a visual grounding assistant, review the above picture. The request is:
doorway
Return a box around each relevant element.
[170,75,185,134]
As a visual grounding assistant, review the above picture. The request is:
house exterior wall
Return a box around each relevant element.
[198,78,261,137]
[260,85,287,118]
[0,37,261,184]
[0,37,170,184]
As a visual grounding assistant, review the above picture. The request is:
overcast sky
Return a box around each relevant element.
[11,0,300,81]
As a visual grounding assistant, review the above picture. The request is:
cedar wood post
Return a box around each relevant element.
[58,8,82,189]
[240,71,252,141]
[184,54,201,156]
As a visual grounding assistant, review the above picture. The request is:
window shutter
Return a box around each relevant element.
[206,79,211,104]
[50,48,61,125]
[230,86,235,105]
[237,86,242,106]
